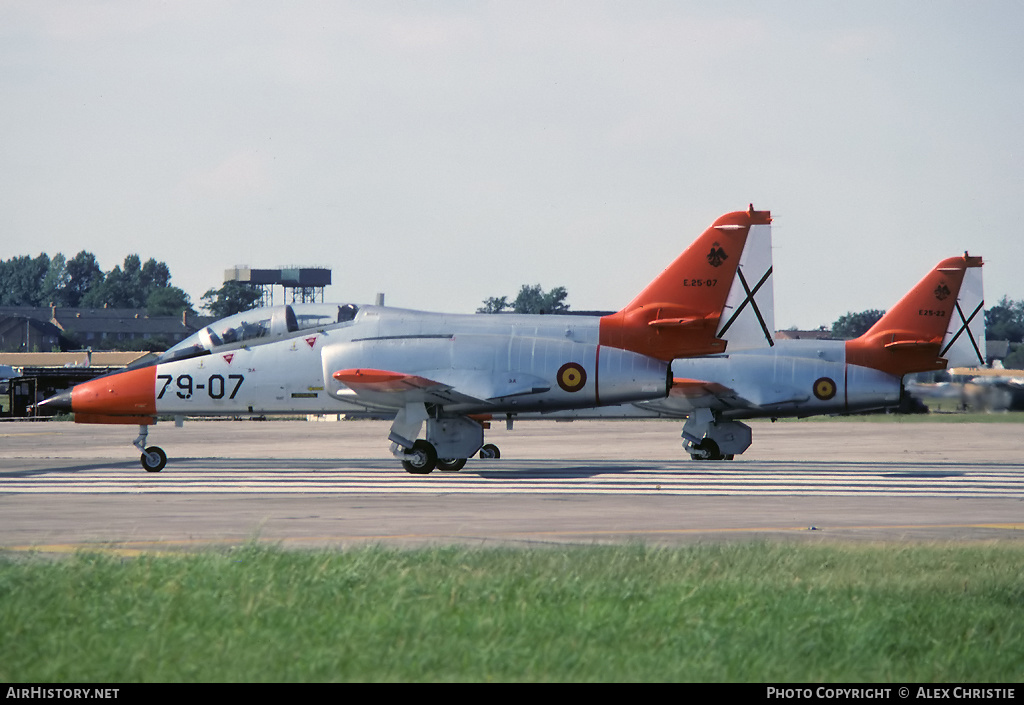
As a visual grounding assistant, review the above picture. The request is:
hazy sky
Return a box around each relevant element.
[2,1,1022,328]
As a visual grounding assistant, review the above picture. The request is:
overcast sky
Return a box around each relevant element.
[2,1,1022,328]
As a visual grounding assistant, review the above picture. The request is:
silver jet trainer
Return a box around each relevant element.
[540,254,985,460]
[40,207,775,474]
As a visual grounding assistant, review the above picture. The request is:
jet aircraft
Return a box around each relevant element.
[39,207,776,473]
[540,254,985,459]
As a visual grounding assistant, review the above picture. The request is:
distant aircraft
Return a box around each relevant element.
[39,207,775,473]
[541,254,985,459]
[940,364,1024,411]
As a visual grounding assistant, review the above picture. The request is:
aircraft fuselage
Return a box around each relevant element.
[69,305,671,422]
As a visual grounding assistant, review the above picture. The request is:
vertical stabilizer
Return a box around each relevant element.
[599,206,773,361]
[715,221,775,351]
[939,259,986,368]
[846,254,984,377]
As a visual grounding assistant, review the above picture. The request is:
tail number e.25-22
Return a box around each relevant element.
[157,374,244,401]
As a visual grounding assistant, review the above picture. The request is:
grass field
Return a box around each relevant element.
[3,543,1023,682]
[762,409,1024,423]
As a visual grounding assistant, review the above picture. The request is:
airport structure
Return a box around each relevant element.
[224,267,332,307]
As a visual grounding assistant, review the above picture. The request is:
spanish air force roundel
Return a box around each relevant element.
[557,362,588,393]
[813,377,837,401]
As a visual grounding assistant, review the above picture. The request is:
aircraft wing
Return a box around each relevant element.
[640,375,808,416]
[332,368,550,409]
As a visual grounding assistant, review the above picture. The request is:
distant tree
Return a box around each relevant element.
[478,285,569,314]
[0,254,51,306]
[146,286,194,317]
[831,309,885,339]
[140,258,171,290]
[62,251,105,307]
[477,296,510,314]
[82,254,178,309]
[0,250,105,307]
[41,253,69,305]
[1003,343,1024,369]
[512,284,569,314]
[985,296,1024,343]
[201,281,262,318]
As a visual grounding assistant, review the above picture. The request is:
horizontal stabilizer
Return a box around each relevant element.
[648,315,709,328]
[883,339,939,350]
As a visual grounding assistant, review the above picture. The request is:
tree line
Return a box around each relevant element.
[477,284,569,314]
[0,252,192,316]
[0,252,262,318]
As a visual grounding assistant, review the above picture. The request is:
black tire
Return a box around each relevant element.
[478,443,500,460]
[401,440,437,474]
[692,439,723,461]
[140,446,167,472]
[437,458,467,472]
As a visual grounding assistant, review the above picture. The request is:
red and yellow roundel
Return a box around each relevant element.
[813,377,837,401]
[557,362,588,393]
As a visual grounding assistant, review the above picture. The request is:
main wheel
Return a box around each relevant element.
[701,439,724,461]
[140,446,167,472]
[401,440,437,474]
[478,443,500,460]
[690,439,723,461]
[437,458,467,472]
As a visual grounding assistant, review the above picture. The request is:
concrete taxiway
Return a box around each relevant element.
[1,419,1022,552]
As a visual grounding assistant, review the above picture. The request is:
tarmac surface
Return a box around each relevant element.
[1,418,1022,552]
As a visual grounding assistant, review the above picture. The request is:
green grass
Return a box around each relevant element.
[763,410,1024,423]
[2,543,1023,682]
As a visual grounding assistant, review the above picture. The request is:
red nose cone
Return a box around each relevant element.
[71,366,158,417]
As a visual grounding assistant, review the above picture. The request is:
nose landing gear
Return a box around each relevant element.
[133,425,167,472]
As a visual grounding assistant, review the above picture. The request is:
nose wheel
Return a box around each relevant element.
[133,425,168,472]
[140,446,167,472]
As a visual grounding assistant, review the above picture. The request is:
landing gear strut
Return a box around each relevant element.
[133,425,167,472]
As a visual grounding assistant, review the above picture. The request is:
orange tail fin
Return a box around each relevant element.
[599,206,773,361]
[845,254,984,377]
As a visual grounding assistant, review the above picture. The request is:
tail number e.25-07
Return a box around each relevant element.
[157,374,244,401]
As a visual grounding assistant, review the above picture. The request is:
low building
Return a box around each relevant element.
[0,306,214,352]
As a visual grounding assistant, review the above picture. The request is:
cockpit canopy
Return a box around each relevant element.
[159,303,358,363]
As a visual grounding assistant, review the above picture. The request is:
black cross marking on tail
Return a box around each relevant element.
[716,266,775,346]
[940,299,985,365]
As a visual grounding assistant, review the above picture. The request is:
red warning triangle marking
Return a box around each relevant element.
[305,336,317,348]
[223,353,234,364]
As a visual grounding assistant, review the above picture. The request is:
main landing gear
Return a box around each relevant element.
[685,438,734,461]
[389,413,502,475]
[681,409,751,461]
[133,425,167,472]
[394,440,501,474]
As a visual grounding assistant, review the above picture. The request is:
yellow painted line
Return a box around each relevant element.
[4,523,1022,555]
